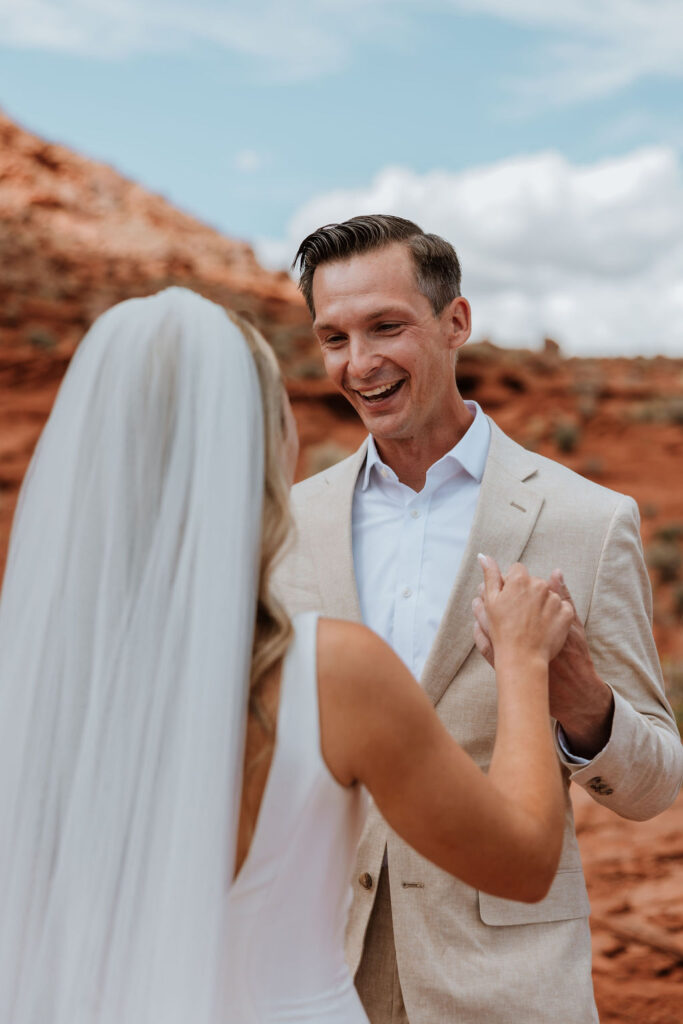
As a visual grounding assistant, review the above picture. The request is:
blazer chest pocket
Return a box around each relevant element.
[478,868,590,927]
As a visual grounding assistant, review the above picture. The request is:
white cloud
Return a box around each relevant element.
[1,0,682,100]
[255,147,683,357]
[0,0,398,76]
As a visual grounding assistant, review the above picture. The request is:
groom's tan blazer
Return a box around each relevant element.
[276,418,683,1024]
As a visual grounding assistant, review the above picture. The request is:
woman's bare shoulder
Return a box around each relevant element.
[316,617,396,687]
[317,616,380,653]
[315,617,414,787]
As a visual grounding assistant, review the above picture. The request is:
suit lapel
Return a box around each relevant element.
[306,442,367,623]
[421,422,544,706]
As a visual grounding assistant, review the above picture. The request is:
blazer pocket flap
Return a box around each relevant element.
[478,869,590,927]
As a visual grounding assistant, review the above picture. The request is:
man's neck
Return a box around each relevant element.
[374,401,474,492]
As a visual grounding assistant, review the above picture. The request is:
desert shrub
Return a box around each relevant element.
[288,358,326,380]
[306,441,352,477]
[27,327,57,350]
[577,395,597,421]
[646,539,682,582]
[654,522,683,544]
[553,419,581,454]
[572,376,605,399]
[629,397,683,425]
[500,373,526,393]
[572,377,604,421]
[579,457,605,479]
[662,659,683,734]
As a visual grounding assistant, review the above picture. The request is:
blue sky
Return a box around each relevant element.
[1,1,683,355]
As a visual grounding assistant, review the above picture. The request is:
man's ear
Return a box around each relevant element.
[444,296,472,354]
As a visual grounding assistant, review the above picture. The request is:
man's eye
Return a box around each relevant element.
[324,335,345,346]
[377,323,401,332]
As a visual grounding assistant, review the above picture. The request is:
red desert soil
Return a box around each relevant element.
[574,787,683,1023]
[1,109,682,1021]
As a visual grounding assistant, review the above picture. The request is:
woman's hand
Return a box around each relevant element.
[475,556,574,665]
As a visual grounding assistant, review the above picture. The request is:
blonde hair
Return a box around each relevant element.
[227,312,294,732]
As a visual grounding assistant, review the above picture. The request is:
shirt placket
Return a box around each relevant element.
[392,490,428,675]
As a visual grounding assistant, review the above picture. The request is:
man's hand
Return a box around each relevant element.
[473,569,615,760]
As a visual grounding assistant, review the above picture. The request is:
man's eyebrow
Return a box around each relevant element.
[366,307,407,321]
[314,307,408,332]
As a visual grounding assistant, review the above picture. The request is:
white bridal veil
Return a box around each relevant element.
[0,289,264,1022]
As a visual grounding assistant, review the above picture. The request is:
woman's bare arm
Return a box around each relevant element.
[317,559,573,903]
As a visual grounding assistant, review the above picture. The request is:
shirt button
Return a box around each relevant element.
[402,587,412,598]
[410,509,420,519]
[359,872,373,890]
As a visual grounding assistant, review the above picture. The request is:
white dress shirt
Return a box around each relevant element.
[351,400,590,765]
[352,401,489,680]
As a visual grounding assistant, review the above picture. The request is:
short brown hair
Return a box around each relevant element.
[292,214,462,318]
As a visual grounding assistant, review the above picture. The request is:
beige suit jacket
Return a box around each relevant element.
[276,419,683,1024]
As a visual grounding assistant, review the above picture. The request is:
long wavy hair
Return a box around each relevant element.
[0,287,296,1022]
[229,312,294,731]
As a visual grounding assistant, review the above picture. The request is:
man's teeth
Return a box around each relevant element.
[358,382,400,398]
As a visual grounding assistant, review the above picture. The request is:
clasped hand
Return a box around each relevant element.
[475,556,574,665]
[473,559,615,759]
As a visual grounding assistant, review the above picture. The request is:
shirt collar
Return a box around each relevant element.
[359,401,490,492]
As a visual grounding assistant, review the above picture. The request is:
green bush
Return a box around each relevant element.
[579,457,605,479]
[27,327,57,350]
[629,397,683,425]
[306,441,352,477]
[552,419,581,454]
[654,522,683,544]
[662,659,683,734]
[646,539,682,582]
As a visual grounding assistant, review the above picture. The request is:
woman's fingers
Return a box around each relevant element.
[473,620,495,666]
[477,553,503,601]
[472,596,490,634]
[474,561,575,663]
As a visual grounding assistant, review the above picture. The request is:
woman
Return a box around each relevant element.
[0,288,573,1023]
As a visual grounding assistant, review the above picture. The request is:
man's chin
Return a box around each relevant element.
[358,414,410,442]
[352,398,410,435]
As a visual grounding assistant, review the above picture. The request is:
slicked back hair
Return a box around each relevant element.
[292,214,462,318]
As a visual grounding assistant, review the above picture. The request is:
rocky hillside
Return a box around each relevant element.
[1,110,682,689]
[0,108,314,375]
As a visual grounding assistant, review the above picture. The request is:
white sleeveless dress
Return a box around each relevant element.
[226,612,370,1023]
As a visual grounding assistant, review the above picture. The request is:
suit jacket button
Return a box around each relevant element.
[359,872,373,890]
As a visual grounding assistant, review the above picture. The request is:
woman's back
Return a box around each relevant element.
[0,288,570,1024]
[227,612,368,1023]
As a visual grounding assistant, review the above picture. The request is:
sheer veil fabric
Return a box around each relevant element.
[0,289,264,1022]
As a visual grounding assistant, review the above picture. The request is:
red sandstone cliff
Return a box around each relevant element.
[1,109,681,673]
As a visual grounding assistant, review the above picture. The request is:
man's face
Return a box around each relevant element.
[311,242,470,443]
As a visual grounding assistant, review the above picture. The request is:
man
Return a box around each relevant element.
[276,215,682,1023]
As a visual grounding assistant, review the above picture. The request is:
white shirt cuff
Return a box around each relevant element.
[556,725,592,765]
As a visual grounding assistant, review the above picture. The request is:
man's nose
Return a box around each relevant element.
[347,336,381,381]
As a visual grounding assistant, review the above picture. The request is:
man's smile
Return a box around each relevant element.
[350,379,406,406]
